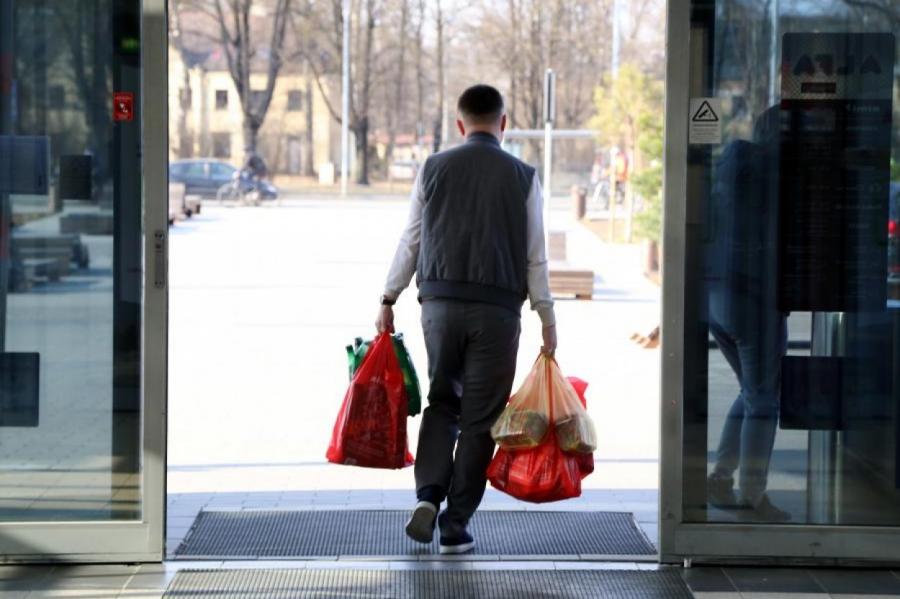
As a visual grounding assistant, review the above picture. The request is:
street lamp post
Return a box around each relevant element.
[340,0,350,197]
[611,0,621,76]
[543,69,555,246]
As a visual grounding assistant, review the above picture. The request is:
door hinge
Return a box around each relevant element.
[154,230,167,289]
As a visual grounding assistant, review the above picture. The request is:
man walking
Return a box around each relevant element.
[376,84,556,554]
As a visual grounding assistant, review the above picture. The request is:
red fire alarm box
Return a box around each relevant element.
[113,92,134,122]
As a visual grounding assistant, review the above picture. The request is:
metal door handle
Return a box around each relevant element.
[154,230,167,289]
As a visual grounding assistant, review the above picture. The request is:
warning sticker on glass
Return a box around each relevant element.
[688,98,722,144]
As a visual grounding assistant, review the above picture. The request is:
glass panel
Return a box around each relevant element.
[0,0,142,521]
[684,0,900,526]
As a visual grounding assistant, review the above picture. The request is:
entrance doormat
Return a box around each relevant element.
[164,569,690,599]
[174,510,655,559]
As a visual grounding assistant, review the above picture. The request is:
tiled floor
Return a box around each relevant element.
[686,565,900,598]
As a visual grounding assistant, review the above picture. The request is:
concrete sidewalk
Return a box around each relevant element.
[168,198,661,500]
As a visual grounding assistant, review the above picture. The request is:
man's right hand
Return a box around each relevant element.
[376,305,395,334]
[542,324,558,356]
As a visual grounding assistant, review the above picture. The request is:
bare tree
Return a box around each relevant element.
[296,0,381,184]
[304,69,316,176]
[169,0,196,158]
[384,0,409,165]
[414,0,426,147]
[50,1,113,199]
[842,0,900,26]
[432,0,444,152]
[185,0,293,162]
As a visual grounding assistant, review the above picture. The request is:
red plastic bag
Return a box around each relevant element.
[567,377,594,478]
[487,357,596,503]
[326,334,414,469]
[486,431,582,503]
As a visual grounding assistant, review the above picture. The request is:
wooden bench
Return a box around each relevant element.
[549,262,595,300]
[7,258,62,292]
[12,233,90,270]
[22,258,63,282]
[546,231,595,300]
[59,212,113,235]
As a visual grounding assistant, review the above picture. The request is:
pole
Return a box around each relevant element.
[609,164,616,243]
[340,0,351,197]
[611,0,621,76]
[543,69,555,244]
[768,0,779,105]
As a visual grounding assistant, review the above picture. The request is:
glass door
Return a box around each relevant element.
[661,0,900,564]
[0,0,166,561]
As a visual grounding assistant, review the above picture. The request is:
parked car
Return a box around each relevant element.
[388,160,419,182]
[169,159,278,200]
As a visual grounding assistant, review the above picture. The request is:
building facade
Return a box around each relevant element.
[168,47,340,177]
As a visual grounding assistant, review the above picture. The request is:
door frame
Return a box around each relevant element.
[0,0,167,563]
[658,0,900,566]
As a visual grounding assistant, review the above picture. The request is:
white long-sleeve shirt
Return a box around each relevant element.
[384,169,556,328]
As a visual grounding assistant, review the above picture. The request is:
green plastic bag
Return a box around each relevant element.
[346,334,421,416]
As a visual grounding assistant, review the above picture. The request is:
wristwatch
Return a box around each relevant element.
[380,295,396,306]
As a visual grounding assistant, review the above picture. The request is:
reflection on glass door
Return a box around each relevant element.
[0,0,144,524]
[665,0,900,563]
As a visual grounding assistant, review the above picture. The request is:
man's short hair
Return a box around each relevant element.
[457,84,505,125]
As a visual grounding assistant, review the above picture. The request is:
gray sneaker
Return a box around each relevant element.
[741,494,791,523]
[405,501,438,544]
[707,474,745,510]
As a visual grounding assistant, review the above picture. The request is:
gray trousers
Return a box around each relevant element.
[415,300,520,530]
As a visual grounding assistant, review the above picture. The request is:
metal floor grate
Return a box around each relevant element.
[174,510,655,558]
[165,569,689,598]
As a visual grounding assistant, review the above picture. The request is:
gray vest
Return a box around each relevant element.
[416,132,536,313]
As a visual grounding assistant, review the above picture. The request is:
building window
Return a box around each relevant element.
[287,90,303,112]
[212,133,231,159]
[49,85,65,110]
[215,90,228,110]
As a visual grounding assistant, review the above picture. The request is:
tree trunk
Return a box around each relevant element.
[178,67,193,158]
[432,0,444,152]
[353,117,369,185]
[243,121,260,163]
[507,0,518,126]
[386,0,408,167]
[354,0,376,185]
[304,77,315,176]
[413,0,425,155]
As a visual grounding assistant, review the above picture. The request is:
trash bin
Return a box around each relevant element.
[571,185,587,220]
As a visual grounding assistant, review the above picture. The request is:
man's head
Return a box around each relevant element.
[456,84,507,140]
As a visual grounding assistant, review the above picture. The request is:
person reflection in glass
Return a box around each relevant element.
[706,106,790,522]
